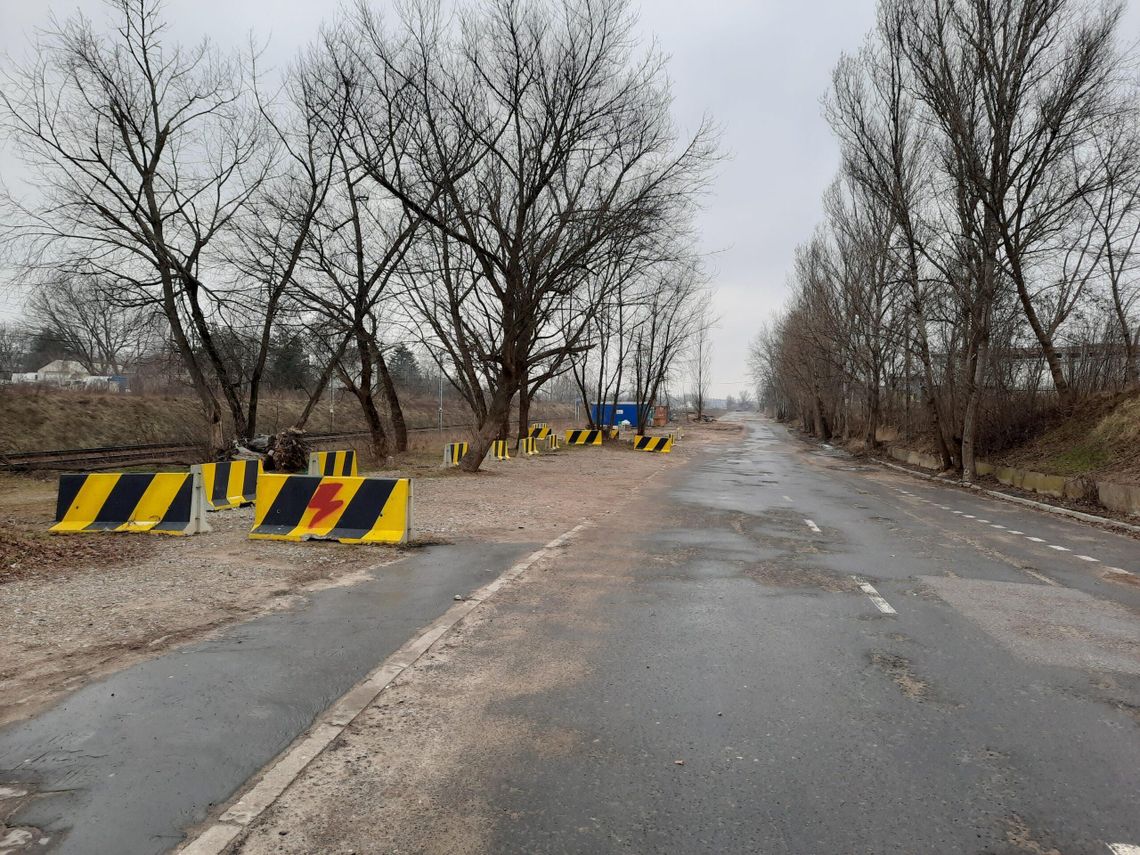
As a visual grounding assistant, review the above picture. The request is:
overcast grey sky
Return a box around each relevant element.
[4,1,1137,395]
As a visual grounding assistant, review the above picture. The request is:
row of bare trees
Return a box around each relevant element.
[751,0,1140,479]
[0,0,716,470]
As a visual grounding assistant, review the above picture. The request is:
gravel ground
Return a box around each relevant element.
[0,429,722,726]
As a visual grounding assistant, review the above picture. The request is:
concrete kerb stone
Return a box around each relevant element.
[877,460,1140,537]
[177,521,595,855]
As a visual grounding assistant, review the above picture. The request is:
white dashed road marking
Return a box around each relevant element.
[804,519,821,534]
[1076,555,1099,562]
[1107,844,1140,855]
[783,495,793,502]
[853,578,897,615]
[1048,545,1071,552]
[1026,536,1046,542]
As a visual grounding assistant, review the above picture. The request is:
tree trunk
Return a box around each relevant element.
[462,380,515,472]
[375,347,408,453]
[517,383,532,440]
[960,337,987,482]
[161,276,225,454]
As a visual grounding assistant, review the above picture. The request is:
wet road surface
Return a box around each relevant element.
[0,541,533,854]
[479,419,1140,853]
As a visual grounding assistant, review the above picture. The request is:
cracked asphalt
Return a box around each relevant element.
[229,416,1140,855]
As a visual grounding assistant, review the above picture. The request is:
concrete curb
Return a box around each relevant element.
[178,522,593,855]
[877,460,1140,536]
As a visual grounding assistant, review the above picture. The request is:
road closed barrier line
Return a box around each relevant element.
[51,471,210,536]
[564,429,602,446]
[309,450,358,478]
[249,474,411,544]
[633,436,672,453]
[197,460,261,511]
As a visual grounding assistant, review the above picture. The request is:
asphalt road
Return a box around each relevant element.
[477,417,1140,854]
[0,541,533,855]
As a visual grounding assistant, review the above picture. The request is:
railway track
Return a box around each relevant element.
[0,428,455,471]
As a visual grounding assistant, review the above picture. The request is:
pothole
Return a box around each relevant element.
[870,651,930,701]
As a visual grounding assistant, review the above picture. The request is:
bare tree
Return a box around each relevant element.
[688,308,714,421]
[25,276,159,374]
[337,0,717,470]
[0,0,270,450]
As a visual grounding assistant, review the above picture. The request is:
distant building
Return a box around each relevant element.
[10,360,126,391]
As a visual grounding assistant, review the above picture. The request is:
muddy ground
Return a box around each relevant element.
[0,427,729,727]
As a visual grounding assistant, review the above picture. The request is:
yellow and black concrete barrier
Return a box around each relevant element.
[51,471,211,535]
[517,437,538,456]
[546,434,561,451]
[196,459,261,511]
[527,425,551,440]
[491,440,511,461]
[249,474,411,544]
[633,435,673,453]
[564,429,602,446]
[607,428,620,440]
[309,450,358,477]
[443,442,469,466]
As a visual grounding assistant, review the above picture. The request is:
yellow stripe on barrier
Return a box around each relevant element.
[633,435,673,453]
[491,440,511,461]
[249,474,412,544]
[51,471,210,535]
[527,425,551,440]
[444,442,469,466]
[197,459,261,511]
[517,437,538,456]
[546,434,561,451]
[308,450,358,477]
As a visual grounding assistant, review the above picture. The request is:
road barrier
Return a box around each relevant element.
[607,428,620,440]
[309,450,358,477]
[249,474,412,544]
[527,425,551,440]
[546,434,561,451]
[564,429,602,446]
[196,459,261,511]
[51,471,211,535]
[443,442,469,466]
[491,440,511,461]
[633,435,673,453]
[517,437,538,456]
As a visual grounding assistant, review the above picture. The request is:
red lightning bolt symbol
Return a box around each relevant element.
[307,482,344,527]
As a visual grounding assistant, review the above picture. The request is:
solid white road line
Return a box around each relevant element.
[1022,568,1061,587]
[853,577,897,615]
[1107,844,1140,855]
[804,519,821,533]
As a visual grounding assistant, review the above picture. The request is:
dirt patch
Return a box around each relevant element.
[0,426,719,727]
[744,563,854,592]
[1000,814,1062,855]
[869,651,930,701]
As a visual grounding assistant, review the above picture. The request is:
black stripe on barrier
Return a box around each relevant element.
[55,474,84,522]
[322,455,336,476]
[242,461,258,499]
[327,478,398,540]
[258,476,321,535]
[87,474,154,530]
[212,461,231,506]
[568,430,581,443]
[156,476,194,530]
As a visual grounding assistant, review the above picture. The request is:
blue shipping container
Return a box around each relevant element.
[591,401,644,427]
